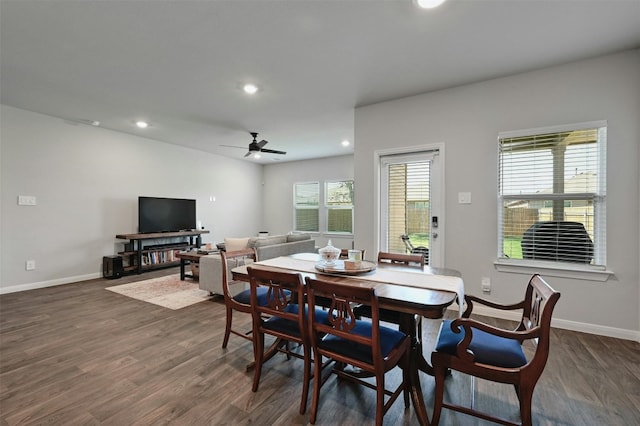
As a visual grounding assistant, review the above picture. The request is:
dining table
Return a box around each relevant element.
[231,252,464,426]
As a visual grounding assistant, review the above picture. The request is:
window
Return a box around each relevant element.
[294,182,319,232]
[326,180,354,234]
[498,121,606,268]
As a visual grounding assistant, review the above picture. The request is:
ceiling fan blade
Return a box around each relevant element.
[244,151,252,157]
[257,139,268,148]
[260,148,286,155]
[220,144,246,150]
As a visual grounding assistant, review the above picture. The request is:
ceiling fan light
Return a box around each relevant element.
[254,153,261,159]
[243,83,259,94]
[414,0,447,9]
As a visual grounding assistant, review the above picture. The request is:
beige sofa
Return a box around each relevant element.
[198,233,315,296]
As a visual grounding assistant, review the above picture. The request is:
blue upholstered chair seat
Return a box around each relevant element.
[436,319,527,368]
[319,321,406,364]
[233,287,291,306]
[263,304,330,337]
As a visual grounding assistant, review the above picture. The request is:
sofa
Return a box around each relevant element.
[198,233,316,296]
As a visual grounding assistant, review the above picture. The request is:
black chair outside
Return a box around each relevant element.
[431,274,561,426]
[521,221,593,263]
[305,276,411,426]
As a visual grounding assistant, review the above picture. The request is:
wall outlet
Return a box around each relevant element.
[481,277,491,292]
[18,195,37,206]
[25,260,36,271]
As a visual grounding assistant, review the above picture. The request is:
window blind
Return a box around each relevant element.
[294,182,319,232]
[498,121,606,267]
[381,150,437,255]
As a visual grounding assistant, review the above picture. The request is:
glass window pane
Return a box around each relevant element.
[328,208,352,233]
[498,123,605,267]
[295,182,319,231]
[295,208,319,232]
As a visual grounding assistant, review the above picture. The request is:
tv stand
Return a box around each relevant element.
[116,230,210,274]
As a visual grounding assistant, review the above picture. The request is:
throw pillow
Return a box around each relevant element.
[224,237,250,252]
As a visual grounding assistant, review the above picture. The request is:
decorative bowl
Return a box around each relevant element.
[318,241,340,265]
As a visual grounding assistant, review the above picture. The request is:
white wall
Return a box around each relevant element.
[355,50,640,340]
[262,155,354,250]
[0,105,263,293]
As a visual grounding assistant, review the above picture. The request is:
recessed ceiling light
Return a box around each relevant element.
[243,83,259,94]
[414,0,447,9]
[135,121,149,129]
[341,140,351,147]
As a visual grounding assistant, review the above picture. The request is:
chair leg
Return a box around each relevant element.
[402,350,411,408]
[431,364,447,426]
[375,374,385,426]
[222,306,233,348]
[518,385,534,426]
[251,330,264,392]
[309,352,322,424]
[299,344,311,414]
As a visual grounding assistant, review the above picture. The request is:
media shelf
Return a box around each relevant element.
[116,230,210,274]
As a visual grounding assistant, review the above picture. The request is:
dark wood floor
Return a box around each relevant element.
[1,268,639,425]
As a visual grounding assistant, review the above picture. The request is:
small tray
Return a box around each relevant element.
[314,260,377,275]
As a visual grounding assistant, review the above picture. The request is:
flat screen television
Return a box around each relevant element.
[138,196,196,233]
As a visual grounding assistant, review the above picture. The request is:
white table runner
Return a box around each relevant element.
[255,255,464,314]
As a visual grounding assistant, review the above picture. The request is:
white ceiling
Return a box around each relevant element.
[2,0,639,164]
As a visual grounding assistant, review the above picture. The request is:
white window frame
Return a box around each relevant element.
[494,120,613,281]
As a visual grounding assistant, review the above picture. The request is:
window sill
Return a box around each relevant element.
[494,259,614,282]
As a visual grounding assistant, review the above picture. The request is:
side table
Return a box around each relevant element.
[176,251,217,280]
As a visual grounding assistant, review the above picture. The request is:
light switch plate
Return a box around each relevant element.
[458,192,471,204]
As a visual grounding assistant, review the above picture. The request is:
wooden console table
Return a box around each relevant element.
[176,251,218,280]
[116,230,210,274]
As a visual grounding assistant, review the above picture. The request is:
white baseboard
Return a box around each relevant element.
[0,273,101,295]
[447,305,640,343]
[2,276,639,343]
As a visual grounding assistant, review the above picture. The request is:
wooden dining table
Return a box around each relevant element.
[231,252,463,426]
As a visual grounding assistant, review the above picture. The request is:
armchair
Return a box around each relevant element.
[431,274,561,426]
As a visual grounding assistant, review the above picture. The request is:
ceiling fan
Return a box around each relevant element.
[221,132,287,158]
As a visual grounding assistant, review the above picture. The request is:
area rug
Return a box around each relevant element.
[106,274,212,310]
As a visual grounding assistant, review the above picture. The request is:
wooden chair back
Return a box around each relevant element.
[247,266,305,338]
[307,279,381,365]
[377,251,425,268]
[220,248,257,303]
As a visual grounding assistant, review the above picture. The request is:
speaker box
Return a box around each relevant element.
[103,255,123,279]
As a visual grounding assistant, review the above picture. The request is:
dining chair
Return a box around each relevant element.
[305,276,411,426]
[220,248,260,349]
[354,251,425,327]
[247,266,329,414]
[431,274,561,426]
[377,251,425,268]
